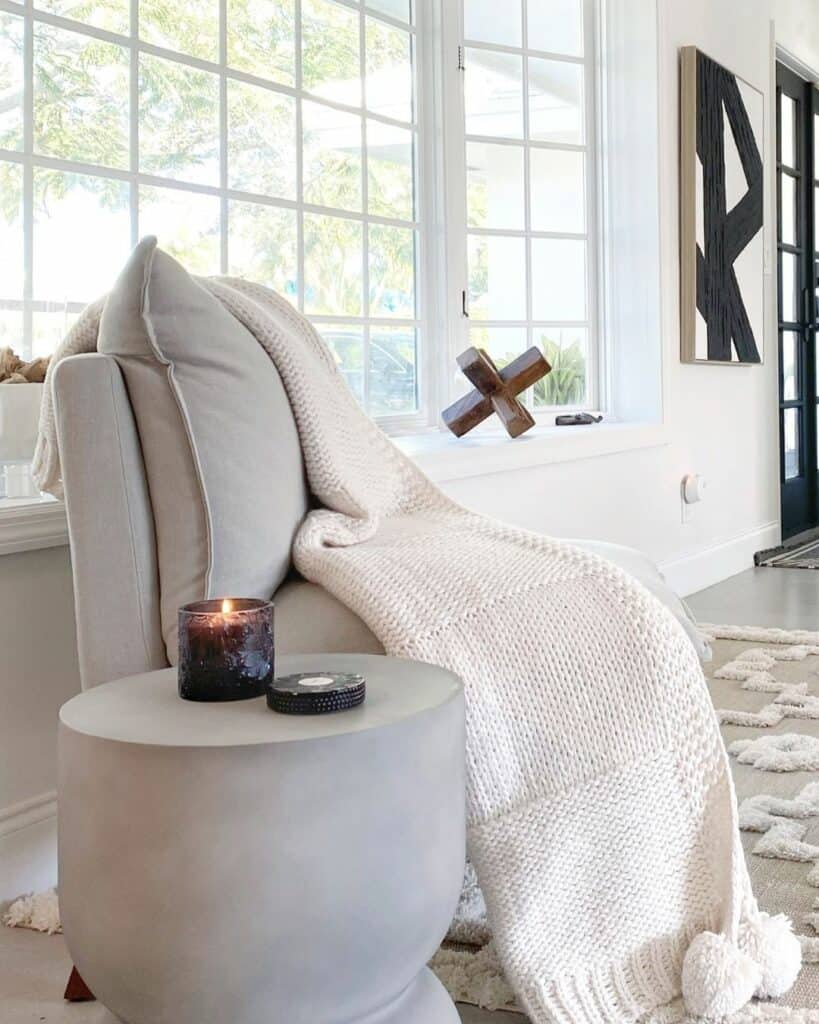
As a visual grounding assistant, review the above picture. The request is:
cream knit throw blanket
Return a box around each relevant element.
[33,278,802,1023]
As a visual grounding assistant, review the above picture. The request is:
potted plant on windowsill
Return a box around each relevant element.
[0,347,49,464]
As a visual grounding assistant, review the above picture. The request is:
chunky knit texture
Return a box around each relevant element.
[34,271,798,1023]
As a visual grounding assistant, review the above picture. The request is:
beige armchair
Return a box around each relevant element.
[53,351,381,691]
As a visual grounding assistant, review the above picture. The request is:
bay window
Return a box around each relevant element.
[0,0,601,433]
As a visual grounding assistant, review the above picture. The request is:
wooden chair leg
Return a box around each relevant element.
[64,966,95,1002]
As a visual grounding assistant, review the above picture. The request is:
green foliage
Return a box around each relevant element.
[227,0,294,85]
[0,0,419,393]
[368,224,414,317]
[139,54,219,182]
[139,0,218,62]
[302,0,359,99]
[534,336,586,407]
[34,25,129,171]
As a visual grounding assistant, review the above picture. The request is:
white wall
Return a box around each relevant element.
[775,0,819,75]
[0,547,80,901]
[438,0,792,595]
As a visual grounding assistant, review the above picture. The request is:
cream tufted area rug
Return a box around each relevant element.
[430,625,819,1022]
[7,624,819,1021]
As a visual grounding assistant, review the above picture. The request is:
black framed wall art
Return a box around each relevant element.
[680,46,765,365]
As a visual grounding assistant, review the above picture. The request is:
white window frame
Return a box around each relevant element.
[0,0,431,430]
[0,0,658,455]
[437,0,601,421]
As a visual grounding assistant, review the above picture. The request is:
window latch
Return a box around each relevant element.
[457,46,465,72]
[461,290,469,318]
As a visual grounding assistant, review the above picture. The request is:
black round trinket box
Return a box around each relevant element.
[266,672,366,715]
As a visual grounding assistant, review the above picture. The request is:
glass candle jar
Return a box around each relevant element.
[178,598,274,702]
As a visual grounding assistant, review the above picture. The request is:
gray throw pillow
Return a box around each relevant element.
[98,236,308,661]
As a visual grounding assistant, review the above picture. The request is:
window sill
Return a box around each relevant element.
[0,495,68,556]
[394,421,669,483]
[0,424,668,552]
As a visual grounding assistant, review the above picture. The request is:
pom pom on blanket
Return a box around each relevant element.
[681,932,760,1018]
[740,913,802,999]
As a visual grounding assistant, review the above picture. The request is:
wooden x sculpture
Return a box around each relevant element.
[442,346,552,438]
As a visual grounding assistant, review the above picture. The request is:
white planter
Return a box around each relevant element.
[0,383,44,462]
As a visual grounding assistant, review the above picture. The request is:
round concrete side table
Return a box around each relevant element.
[58,653,465,1024]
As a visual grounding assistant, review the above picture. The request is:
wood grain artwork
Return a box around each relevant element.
[442,346,551,438]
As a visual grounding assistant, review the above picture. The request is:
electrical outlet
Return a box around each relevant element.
[680,473,706,524]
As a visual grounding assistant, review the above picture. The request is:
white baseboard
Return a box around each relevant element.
[0,791,57,902]
[659,521,780,598]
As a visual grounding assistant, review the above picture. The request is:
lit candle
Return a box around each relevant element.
[178,598,274,702]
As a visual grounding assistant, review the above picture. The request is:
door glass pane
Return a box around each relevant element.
[369,326,417,415]
[228,201,298,301]
[466,142,525,230]
[0,12,23,152]
[139,55,219,185]
[815,188,818,254]
[303,213,363,316]
[533,326,587,406]
[464,0,520,46]
[528,0,583,58]
[138,186,221,275]
[302,0,361,107]
[139,0,218,61]
[465,49,524,140]
[529,58,583,144]
[367,121,414,221]
[302,100,362,212]
[365,17,413,124]
[368,224,415,319]
[780,93,796,169]
[34,25,129,170]
[781,331,798,401]
[815,113,818,176]
[228,81,296,199]
[780,173,796,246]
[468,234,526,320]
[530,148,585,233]
[784,407,800,479]
[531,237,586,320]
[227,0,295,87]
[781,251,798,323]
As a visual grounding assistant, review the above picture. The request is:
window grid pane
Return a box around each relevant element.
[2,1,422,423]
[462,0,593,411]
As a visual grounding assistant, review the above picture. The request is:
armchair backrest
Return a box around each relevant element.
[52,353,168,688]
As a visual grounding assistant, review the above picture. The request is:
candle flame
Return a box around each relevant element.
[221,599,233,614]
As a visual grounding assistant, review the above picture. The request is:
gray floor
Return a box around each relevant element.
[0,919,519,1023]
[686,565,819,631]
[2,565,816,1024]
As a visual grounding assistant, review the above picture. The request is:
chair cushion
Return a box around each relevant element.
[274,579,384,655]
[98,237,308,661]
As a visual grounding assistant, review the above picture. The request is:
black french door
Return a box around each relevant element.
[777,64,819,539]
